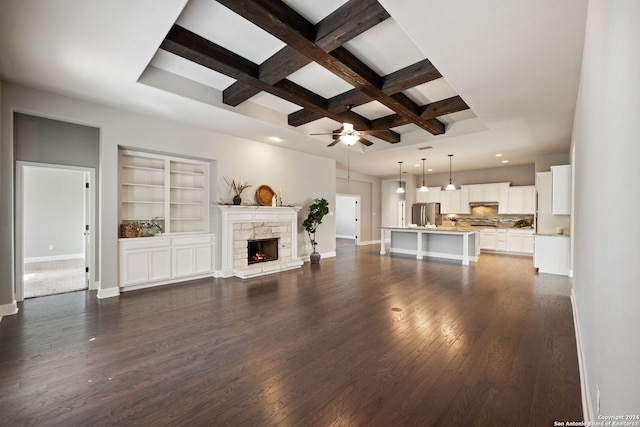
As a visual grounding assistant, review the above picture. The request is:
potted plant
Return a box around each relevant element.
[224,177,251,205]
[303,198,329,264]
[140,217,163,236]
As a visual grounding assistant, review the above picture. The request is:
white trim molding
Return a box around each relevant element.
[0,300,19,321]
[97,286,120,299]
[571,288,592,422]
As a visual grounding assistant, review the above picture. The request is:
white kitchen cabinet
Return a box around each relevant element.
[415,186,441,203]
[119,234,214,290]
[479,229,496,250]
[497,183,511,214]
[440,189,462,214]
[551,165,571,215]
[466,183,510,211]
[459,186,470,214]
[172,235,213,278]
[534,235,570,275]
[508,186,536,214]
[507,229,534,254]
[120,149,210,235]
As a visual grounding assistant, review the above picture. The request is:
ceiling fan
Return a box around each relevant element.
[311,122,392,147]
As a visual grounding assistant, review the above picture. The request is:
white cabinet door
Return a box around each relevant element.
[440,190,461,214]
[495,229,507,251]
[534,235,570,275]
[459,186,470,214]
[508,186,536,214]
[120,238,171,287]
[415,188,428,203]
[468,185,484,202]
[497,183,510,214]
[522,235,534,254]
[551,165,571,215]
[480,230,496,250]
[426,187,441,203]
[172,235,213,278]
[194,244,213,273]
[149,247,172,281]
[484,184,500,202]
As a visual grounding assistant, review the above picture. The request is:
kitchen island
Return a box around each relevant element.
[380,226,479,265]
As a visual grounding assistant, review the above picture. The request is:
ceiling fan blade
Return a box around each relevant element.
[358,137,374,146]
[327,139,340,147]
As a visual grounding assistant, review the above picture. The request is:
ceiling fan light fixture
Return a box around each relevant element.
[340,134,359,145]
[342,122,354,133]
[396,161,405,193]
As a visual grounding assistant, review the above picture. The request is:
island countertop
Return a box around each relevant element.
[379,226,479,265]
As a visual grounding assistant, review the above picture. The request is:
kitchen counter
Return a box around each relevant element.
[379,226,479,265]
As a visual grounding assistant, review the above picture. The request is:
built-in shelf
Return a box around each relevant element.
[119,149,210,235]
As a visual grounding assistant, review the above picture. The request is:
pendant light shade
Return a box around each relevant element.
[419,158,428,192]
[396,161,405,193]
[445,154,456,191]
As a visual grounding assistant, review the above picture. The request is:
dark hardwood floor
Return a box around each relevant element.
[0,245,582,426]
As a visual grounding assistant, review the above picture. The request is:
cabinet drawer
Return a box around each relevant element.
[172,235,213,246]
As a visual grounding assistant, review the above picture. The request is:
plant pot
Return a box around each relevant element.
[232,195,242,205]
[310,251,321,264]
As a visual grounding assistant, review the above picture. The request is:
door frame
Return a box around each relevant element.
[15,161,96,301]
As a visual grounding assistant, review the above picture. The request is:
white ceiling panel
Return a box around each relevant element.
[177,0,285,64]
[283,0,349,24]
[149,50,235,90]
[351,101,395,120]
[287,62,354,98]
[344,18,425,76]
[404,79,459,105]
[249,91,302,115]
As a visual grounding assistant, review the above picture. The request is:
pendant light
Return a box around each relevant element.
[396,161,405,193]
[445,154,456,191]
[419,158,428,192]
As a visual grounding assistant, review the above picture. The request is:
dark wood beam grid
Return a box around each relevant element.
[224,0,390,106]
[216,0,446,135]
[161,25,400,143]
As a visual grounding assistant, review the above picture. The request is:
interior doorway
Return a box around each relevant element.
[15,162,95,300]
[397,200,406,227]
[336,194,360,246]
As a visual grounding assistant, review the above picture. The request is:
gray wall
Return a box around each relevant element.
[572,0,640,418]
[404,163,536,189]
[336,168,381,244]
[24,166,85,258]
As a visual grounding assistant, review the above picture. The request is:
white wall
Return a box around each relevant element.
[572,0,640,418]
[24,166,85,259]
[0,83,336,305]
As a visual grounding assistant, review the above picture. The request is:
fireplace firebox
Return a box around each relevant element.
[248,238,279,264]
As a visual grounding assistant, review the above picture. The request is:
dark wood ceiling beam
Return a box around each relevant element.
[381,59,442,94]
[216,0,446,134]
[222,0,389,107]
[420,95,469,120]
[369,95,471,130]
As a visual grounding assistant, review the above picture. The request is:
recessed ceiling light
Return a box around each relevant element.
[502,160,509,163]
[495,153,503,157]
[427,168,433,172]
[268,136,283,142]
[414,164,420,167]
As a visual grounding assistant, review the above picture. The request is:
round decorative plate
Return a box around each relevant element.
[256,185,275,206]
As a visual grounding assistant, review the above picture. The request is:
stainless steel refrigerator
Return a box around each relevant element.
[411,203,442,226]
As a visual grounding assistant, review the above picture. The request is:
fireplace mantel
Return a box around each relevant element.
[217,205,303,278]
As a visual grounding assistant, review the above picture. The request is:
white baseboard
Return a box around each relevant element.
[571,288,592,422]
[97,286,120,299]
[0,300,19,321]
[336,234,356,239]
[25,253,84,263]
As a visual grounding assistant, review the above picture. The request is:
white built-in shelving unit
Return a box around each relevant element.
[118,149,213,291]
[119,149,209,234]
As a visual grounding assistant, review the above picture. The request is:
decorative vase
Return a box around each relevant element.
[233,195,242,205]
[310,251,321,264]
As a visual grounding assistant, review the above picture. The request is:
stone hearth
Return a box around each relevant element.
[218,206,302,278]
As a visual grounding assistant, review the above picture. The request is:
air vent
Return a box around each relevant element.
[418,145,434,150]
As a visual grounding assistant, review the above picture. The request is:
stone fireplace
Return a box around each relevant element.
[218,206,302,278]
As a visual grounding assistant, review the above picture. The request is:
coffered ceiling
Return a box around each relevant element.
[0,0,589,177]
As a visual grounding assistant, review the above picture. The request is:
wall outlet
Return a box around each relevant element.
[48,244,54,251]
[596,384,601,413]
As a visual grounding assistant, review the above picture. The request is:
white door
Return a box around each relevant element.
[336,194,360,245]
